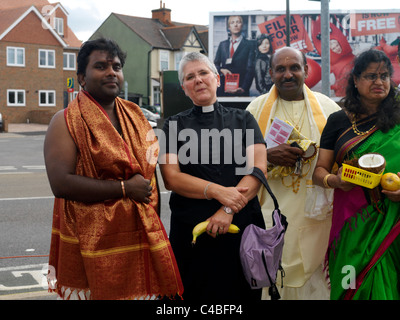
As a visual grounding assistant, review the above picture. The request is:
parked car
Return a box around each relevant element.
[142,105,160,115]
[140,107,160,122]
[0,113,3,132]
[148,120,157,128]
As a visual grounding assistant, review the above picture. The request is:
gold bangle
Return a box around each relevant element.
[323,174,334,189]
[121,180,126,198]
[204,182,213,200]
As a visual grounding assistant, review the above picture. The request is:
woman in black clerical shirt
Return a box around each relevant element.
[159,52,267,300]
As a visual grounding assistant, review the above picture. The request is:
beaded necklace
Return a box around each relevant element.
[280,162,311,193]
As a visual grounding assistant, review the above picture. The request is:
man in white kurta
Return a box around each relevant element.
[247,47,340,299]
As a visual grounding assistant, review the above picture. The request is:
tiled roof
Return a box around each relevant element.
[0,6,30,37]
[0,0,81,48]
[162,25,195,49]
[114,13,207,51]
[115,14,171,49]
[0,0,49,9]
[64,26,82,48]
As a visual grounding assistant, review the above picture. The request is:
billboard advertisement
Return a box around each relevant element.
[209,10,400,101]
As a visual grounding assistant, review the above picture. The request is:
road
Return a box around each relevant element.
[0,130,171,300]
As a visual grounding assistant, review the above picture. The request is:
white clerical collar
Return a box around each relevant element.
[201,105,214,113]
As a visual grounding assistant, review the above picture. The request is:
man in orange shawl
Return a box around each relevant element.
[44,38,183,300]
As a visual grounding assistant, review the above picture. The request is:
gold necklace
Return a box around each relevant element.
[280,100,306,132]
[351,117,376,136]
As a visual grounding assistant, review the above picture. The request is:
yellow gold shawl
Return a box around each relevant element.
[257,85,326,137]
[48,91,183,300]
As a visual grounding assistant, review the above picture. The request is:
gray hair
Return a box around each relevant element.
[178,52,218,85]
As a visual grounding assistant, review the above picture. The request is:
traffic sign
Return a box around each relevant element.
[67,78,74,89]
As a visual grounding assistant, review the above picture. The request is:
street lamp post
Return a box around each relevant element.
[286,0,290,46]
[309,0,331,96]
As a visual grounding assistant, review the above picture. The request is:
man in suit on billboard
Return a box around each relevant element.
[214,15,255,97]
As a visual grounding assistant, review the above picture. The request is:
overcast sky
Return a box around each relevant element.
[51,0,400,41]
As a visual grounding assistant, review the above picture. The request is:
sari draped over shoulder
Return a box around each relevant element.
[48,91,183,300]
[328,118,400,300]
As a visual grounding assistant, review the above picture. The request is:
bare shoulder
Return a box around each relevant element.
[45,109,74,149]
[46,110,69,137]
[48,109,66,128]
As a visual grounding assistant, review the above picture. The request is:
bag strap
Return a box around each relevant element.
[249,167,279,210]
[261,251,274,285]
[249,167,288,231]
[251,167,286,299]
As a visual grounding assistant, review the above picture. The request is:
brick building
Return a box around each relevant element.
[0,0,81,127]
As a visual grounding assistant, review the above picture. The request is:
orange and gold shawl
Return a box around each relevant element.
[48,91,183,300]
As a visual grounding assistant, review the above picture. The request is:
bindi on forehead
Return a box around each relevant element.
[285,56,290,63]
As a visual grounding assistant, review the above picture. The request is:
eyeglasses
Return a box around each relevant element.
[361,73,390,82]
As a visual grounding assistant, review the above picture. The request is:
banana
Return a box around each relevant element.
[191,221,240,244]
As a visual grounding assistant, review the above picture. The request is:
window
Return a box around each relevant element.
[39,90,56,106]
[54,17,64,36]
[7,90,25,106]
[7,47,25,66]
[174,51,184,70]
[39,49,55,68]
[160,50,169,71]
[153,86,160,105]
[63,52,76,70]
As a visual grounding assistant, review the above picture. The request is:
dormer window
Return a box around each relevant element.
[54,17,64,36]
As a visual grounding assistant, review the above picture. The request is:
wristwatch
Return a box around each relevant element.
[223,206,233,215]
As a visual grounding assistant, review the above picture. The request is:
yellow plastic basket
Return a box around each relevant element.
[341,164,383,189]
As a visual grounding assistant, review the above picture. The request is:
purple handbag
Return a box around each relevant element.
[240,167,288,300]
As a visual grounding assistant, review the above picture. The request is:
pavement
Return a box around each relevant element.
[0,290,57,300]
[1,123,56,300]
[6,123,49,134]
[0,123,167,301]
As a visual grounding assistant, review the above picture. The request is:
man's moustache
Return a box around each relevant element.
[282,78,296,83]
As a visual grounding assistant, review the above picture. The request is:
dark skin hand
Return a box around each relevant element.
[267,143,304,167]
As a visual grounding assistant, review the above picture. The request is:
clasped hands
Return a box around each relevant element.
[205,184,248,238]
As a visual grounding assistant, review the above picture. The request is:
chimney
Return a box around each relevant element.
[151,1,173,26]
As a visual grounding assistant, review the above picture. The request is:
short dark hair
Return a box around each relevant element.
[77,37,127,75]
